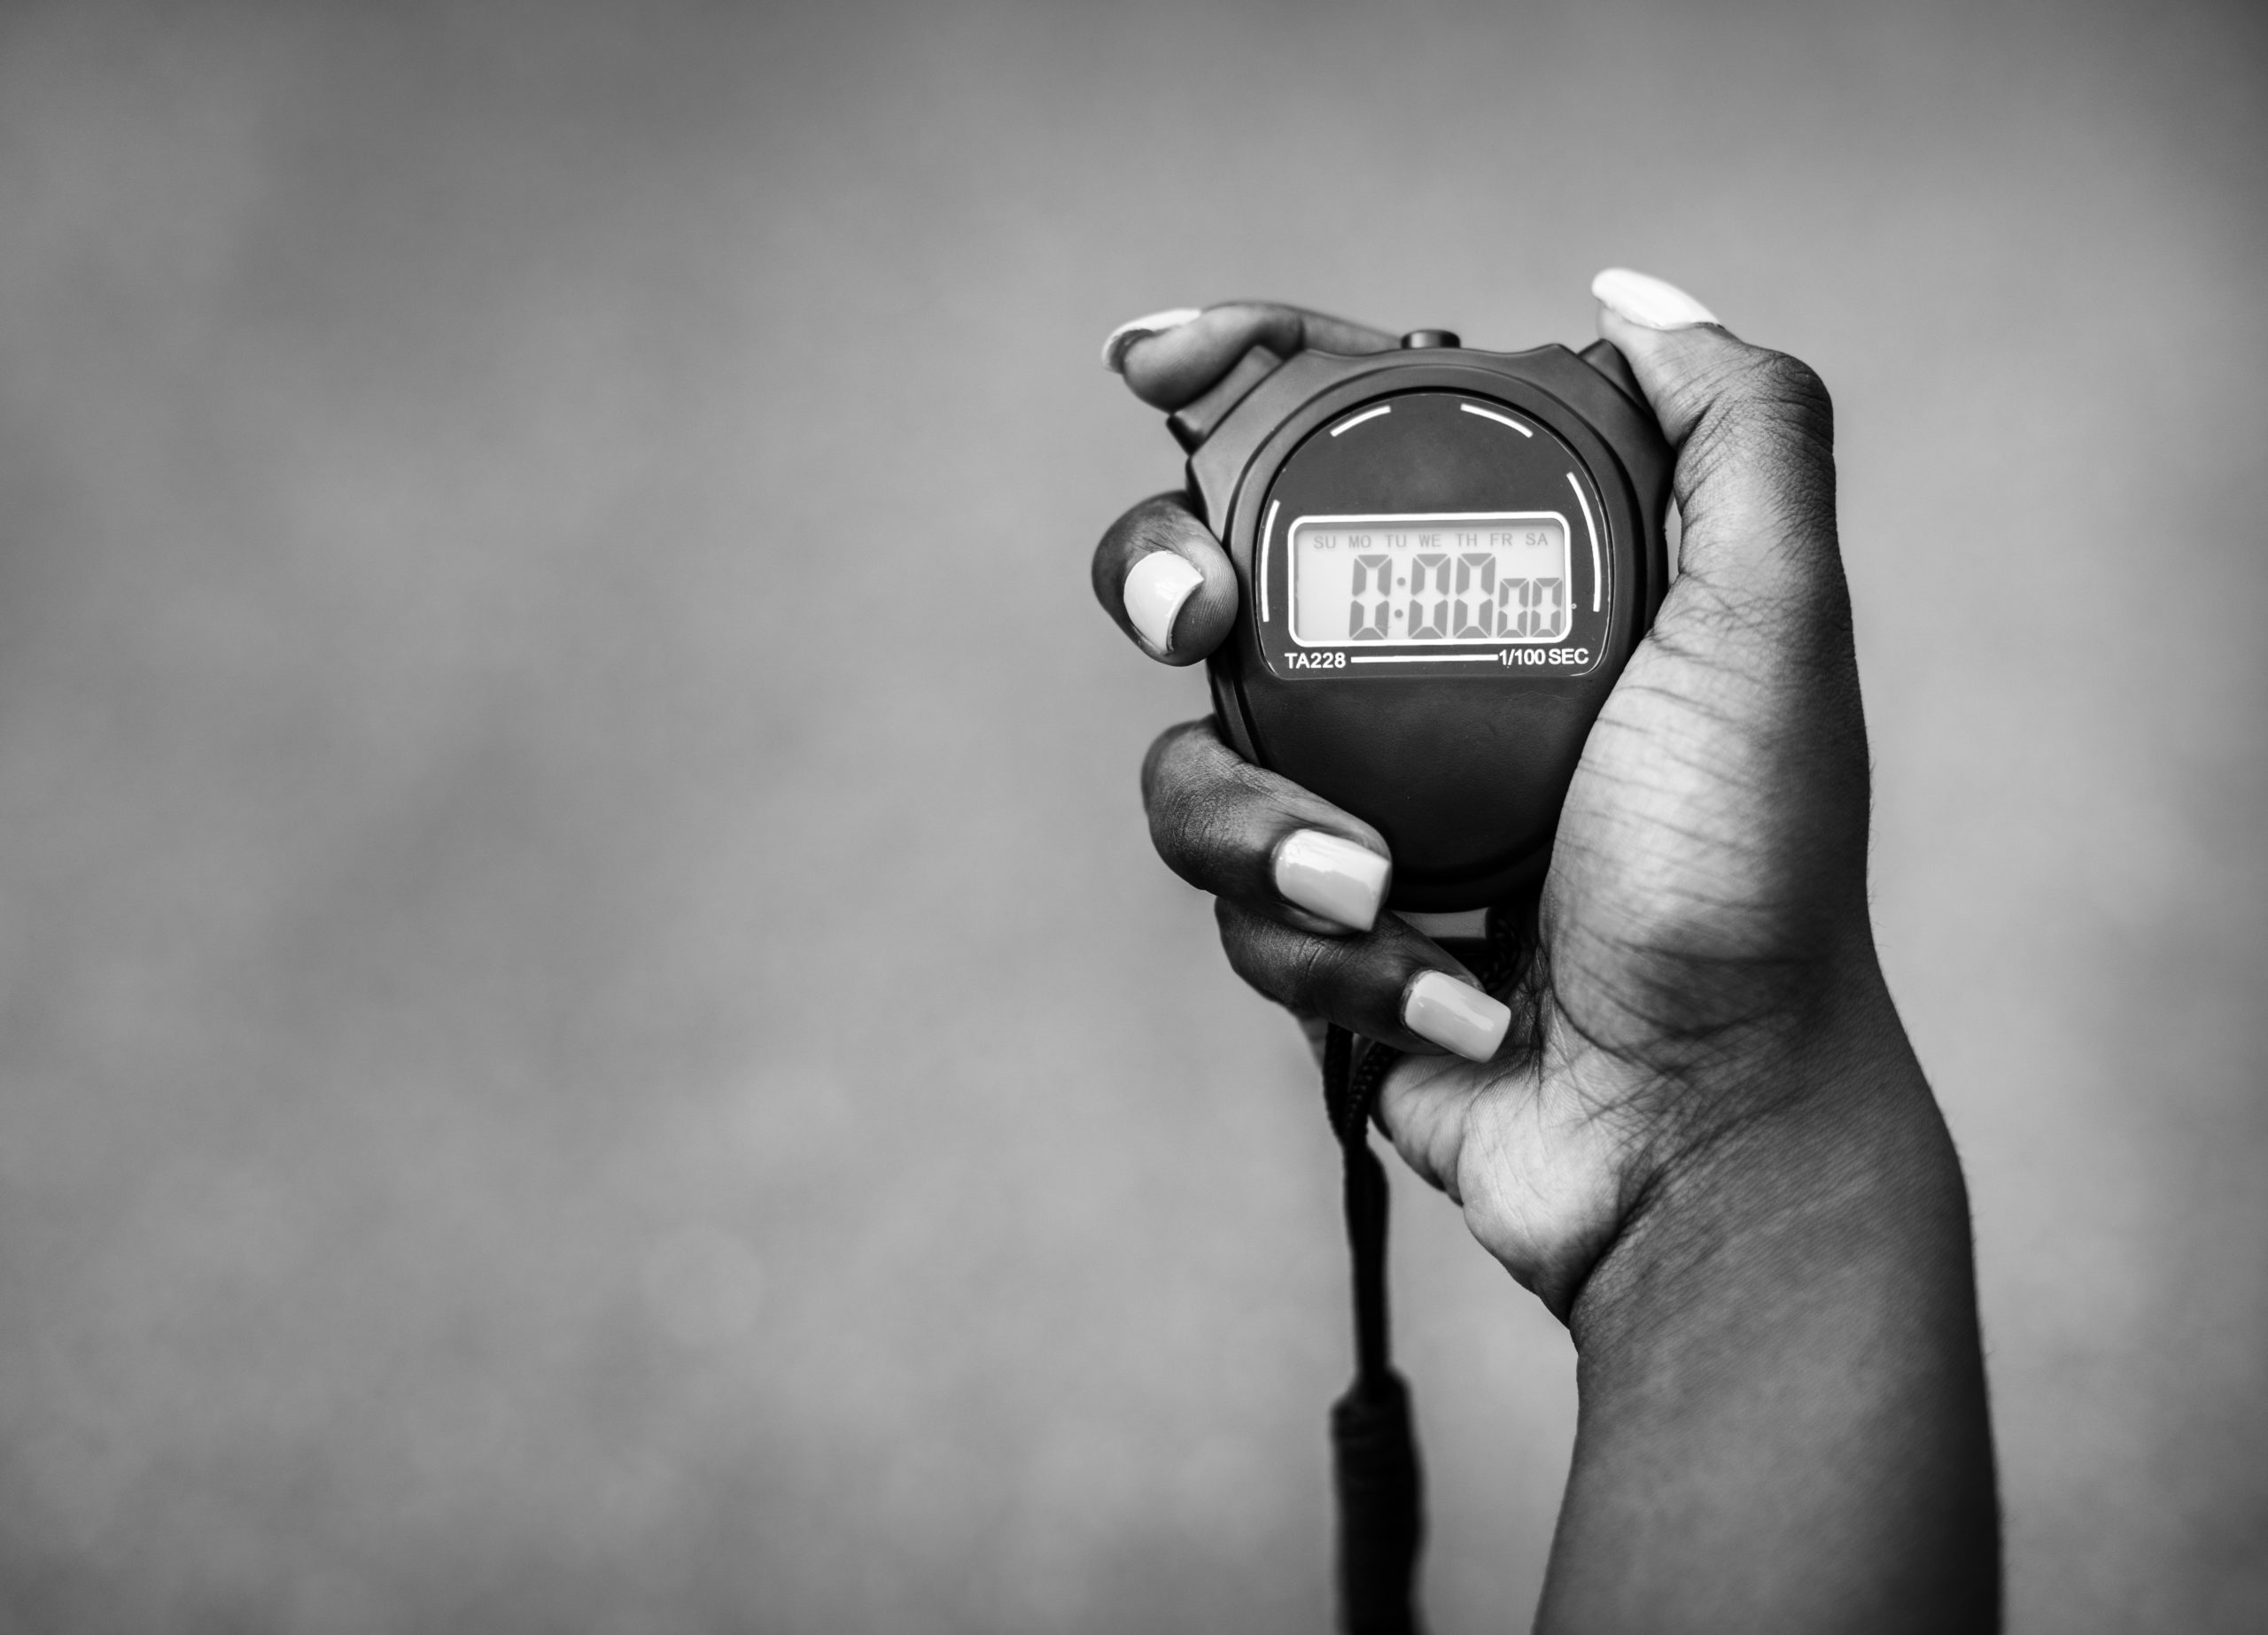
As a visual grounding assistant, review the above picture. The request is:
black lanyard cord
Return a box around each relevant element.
[1321,906,1526,1635]
[1324,1021,1421,1635]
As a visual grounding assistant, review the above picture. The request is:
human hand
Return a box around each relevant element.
[1093,275,1930,1316]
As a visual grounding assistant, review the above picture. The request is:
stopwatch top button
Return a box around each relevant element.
[1400,329,1460,349]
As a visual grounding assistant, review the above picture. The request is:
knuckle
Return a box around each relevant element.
[1127,512,1199,562]
[1742,349,1831,420]
[1278,928,1355,1021]
[1144,760,1210,862]
[1097,493,1153,554]
[1141,731,1204,841]
[1218,898,1342,1015]
[1715,350,1834,454]
[1217,900,1295,1003]
[1122,492,1205,555]
[1144,725,1253,884]
[1678,347,1837,528]
[1139,717,1209,791]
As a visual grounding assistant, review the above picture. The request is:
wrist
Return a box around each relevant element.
[1575,1037,1964,1340]
[1574,963,1963,1319]
[1469,951,1960,1320]
[1541,1008,2000,1631]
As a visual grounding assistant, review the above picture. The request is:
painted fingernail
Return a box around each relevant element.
[1101,306,1203,372]
[1123,551,1205,654]
[1402,971,1511,1063]
[1273,830,1389,933]
[1590,267,1719,331]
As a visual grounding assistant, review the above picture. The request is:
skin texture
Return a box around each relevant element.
[1093,298,2000,1632]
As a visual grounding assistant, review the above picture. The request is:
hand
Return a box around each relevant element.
[1094,280,1920,1315]
[1096,278,1997,1631]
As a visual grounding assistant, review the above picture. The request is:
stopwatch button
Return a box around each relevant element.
[1398,329,1460,349]
[1167,344,1286,453]
[1579,338,1647,407]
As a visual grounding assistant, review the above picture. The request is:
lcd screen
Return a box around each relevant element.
[1288,513,1573,646]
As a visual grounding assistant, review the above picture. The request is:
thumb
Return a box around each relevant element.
[1588,268,1838,596]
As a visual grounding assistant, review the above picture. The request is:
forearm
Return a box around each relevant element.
[1537,1014,2000,1633]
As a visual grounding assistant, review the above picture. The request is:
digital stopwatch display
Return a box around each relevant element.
[1287,514,1572,647]
[1247,391,1613,684]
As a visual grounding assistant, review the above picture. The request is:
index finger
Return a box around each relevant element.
[1101,302,1395,410]
[1093,491,1239,664]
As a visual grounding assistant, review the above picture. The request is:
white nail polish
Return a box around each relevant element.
[1273,830,1389,933]
[1123,551,1205,654]
[1402,971,1511,1063]
[1590,267,1719,331]
[1101,306,1203,372]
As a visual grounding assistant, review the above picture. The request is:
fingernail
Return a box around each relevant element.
[1101,306,1203,372]
[1403,971,1511,1063]
[1590,267,1719,330]
[1273,830,1389,933]
[1123,551,1204,654]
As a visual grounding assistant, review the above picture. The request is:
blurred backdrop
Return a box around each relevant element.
[0,0,2261,1630]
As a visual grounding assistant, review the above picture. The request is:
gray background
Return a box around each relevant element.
[0,0,2261,1630]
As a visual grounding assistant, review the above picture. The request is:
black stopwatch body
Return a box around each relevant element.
[1175,335,1674,910]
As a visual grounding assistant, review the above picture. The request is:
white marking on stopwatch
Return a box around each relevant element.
[1260,500,1279,624]
[1458,404,1533,437]
[1567,473,1603,613]
[1330,405,1392,437]
[1350,653,1499,664]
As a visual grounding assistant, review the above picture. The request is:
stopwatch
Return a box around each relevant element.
[1165,329,1674,911]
